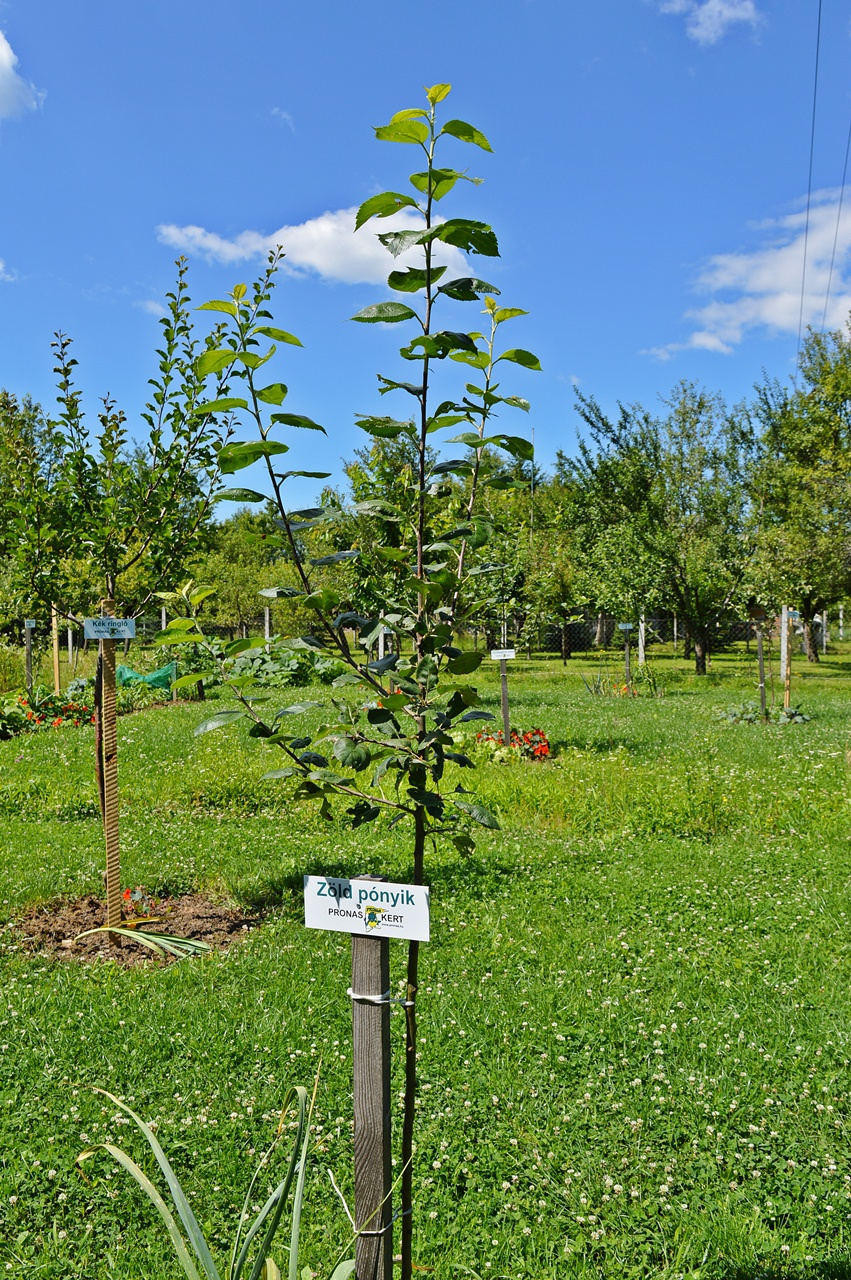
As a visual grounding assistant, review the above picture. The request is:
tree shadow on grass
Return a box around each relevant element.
[233,853,555,916]
[719,1265,851,1280]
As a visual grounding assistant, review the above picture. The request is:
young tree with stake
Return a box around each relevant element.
[160,84,539,1279]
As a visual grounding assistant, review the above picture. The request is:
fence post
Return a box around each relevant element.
[51,605,61,694]
[100,599,121,929]
[351,905,393,1280]
[24,620,34,698]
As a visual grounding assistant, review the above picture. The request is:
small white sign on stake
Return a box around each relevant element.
[490,648,516,661]
[83,617,136,640]
[304,875,430,942]
[24,619,36,629]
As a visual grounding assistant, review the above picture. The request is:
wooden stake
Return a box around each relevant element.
[500,659,510,745]
[638,614,646,667]
[24,621,33,699]
[51,605,61,693]
[756,624,767,720]
[100,600,121,929]
[351,928,393,1280]
[624,634,631,686]
[782,606,792,710]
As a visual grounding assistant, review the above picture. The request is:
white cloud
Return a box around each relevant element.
[0,31,43,119]
[271,107,295,132]
[651,190,851,357]
[157,207,470,285]
[658,0,760,44]
[135,298,168,317]
[0,259,16,282]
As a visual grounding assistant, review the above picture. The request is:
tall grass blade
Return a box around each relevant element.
[327,1262,356,1280]
[92,1089,221,1280]
[75,926,211,958]
[77,1143,206,1280]
[248,1086,310,1280]
[231,1179,287,1279]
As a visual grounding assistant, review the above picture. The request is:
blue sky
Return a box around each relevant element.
[2,1,850,506]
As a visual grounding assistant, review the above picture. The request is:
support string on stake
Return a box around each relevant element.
[358,1203,412,1233]
[347,988,413,1006]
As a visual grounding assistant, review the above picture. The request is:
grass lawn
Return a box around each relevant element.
[1,643,851,1278]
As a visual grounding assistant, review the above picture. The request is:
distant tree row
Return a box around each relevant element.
[2,320,850,675]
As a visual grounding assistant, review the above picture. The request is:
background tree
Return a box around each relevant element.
[751,325,851,660]
[569,382,755,674]
[2,263,229,623]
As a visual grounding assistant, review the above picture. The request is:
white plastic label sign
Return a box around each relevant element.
[304,875,430,942]
[24,620,36,629]
[83,617,136,640]
[490,648,516,661]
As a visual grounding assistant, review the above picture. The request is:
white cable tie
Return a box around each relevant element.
[346,988,416,1007]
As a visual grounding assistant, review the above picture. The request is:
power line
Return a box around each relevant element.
[795,0,823,373]
[820,112,851,332]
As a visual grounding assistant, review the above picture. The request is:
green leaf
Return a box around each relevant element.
[333,738,372,771]
[171,671,217,690]
[350,302,418,324]
[446,651,484,675]
[490,433,534,461]
[496,348,542,370]
[409,169,480,200]
[253,326,302,346]
[262,768,299,780]
[441,119,493,152]
[431,219,499,257]
[193,396,249,416]
[195,711,249,740]
[256,383,289,406]
[310,551,359,566]
[448,349,490,370]
[269,413,326,433]
[460,710,495,722]
[374,118,429,145]
[502,395,530,411]
[190,712,245,738]
[377,229,429,258]
[355,191,420,230]
[437,277,500,302]
[215,487,268,503]
[197,299,237,316]
[451,797,500,828]
[426,83,452,105]
[494,307,528,322]
[354,415,413,439]
[303,588,340,611]
[388,266,445,293]
[195,348,235,378]
[218,441,289,473]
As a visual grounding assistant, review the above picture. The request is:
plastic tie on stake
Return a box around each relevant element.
[347,987,414,1007]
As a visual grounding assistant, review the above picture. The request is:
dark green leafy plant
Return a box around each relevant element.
[158,84,538,1280]
[715,700,811,725]
[78,1084,354,1280]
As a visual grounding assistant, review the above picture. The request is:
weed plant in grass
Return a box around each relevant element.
[1,652,850,1277]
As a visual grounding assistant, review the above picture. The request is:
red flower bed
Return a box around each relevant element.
[477,726,550,759]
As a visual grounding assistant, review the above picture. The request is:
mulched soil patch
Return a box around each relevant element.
[14,893,264,967]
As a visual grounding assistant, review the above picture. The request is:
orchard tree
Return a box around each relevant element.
[752,324,851,660]
[3,262,230,621]
[570,382,755,674]
[158,84,538,1280]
